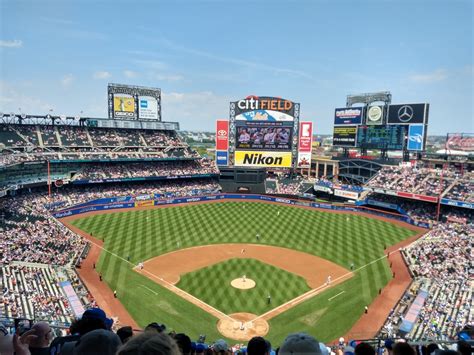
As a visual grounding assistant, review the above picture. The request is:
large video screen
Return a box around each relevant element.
[108,83,161,121]
[230,96,298,168]
[357,125,407,150]
[236,124,292,151]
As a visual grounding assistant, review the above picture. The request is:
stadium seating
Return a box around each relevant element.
[0,264,92,325]
[0,123,197,168]
[380,223,473,340]
[367,165,473,199]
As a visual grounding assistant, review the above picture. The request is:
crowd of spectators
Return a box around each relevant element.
[443,174,474,202]
[367,166,473,201]
[0,264,90,324]
[1,313,471,355]
[12,179,221,212]
[0,194,87,265]
[72,161,219,181]
[0,123,197,168]
[0,124,185,149]
[381,223,472,341]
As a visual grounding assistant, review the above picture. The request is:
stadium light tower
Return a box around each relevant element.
[346,91,392,107]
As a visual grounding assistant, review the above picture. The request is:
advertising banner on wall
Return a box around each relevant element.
[334,189,359,200]
[234,151,292,167]
[334,107,364,125]
[333,126,357,147]
[407,124,425,151]
[138,96,159,120]
[297,121,313,168]
[397,191,437,203]
[215,119,229,166]
[387,103,429,125]
[215,151,229,166]
[216,120,229,150]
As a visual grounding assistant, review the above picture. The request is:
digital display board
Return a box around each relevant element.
[333,126,357,147]
[108,83,161,121]
[230,96,299,168]
[236,124,292,151]
[357,125,406,150]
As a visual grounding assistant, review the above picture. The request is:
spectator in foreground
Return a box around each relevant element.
[279,333,322,355]
[116,326,134,344]
[69,329,121,355]
[247,336,270,355]
[212,339,229,354]
[49,307,113,354]
[117,331,180,355]
[392,342,415,355]
[173,333,192,355]
[354,343,375,355]
[28,322,53,355]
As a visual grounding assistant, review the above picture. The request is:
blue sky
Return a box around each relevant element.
[0,0,472,134]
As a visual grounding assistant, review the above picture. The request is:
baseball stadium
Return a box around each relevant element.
[1,1,473,354]
[0,88,472,354]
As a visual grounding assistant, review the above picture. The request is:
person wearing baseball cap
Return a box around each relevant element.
[212,339,229,354]
[279,333,322,355]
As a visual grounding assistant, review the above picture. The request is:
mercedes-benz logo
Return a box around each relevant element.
[398,105,414,122]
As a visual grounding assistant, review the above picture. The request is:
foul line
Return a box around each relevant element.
[140,285,158,295]
[63,223,236,323]
[328,291,345,301]
[250,250,400,323]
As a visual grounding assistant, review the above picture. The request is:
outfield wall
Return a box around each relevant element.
[52,194,431,229]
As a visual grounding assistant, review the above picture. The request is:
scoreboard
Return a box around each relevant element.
[357,125,406,150]
[332,101,429,151]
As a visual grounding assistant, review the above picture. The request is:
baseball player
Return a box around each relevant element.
[326,275,332,285]
[241,248,245,254]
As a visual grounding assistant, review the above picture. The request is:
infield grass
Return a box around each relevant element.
[69,201,418,344]
[176,258,311,315]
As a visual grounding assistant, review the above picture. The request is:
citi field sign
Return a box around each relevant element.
[233,96,297,121]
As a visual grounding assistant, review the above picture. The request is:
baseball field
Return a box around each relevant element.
[66,201,419,344]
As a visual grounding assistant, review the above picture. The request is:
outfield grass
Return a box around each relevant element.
[70,201,417,344]
[177,258,311,315]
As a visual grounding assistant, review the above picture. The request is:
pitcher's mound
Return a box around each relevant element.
[217,313,269,341]
[231,278,256,289]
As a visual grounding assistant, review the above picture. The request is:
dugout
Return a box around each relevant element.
[218,167,266,193]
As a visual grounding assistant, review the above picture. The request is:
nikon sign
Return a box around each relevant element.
[234,151,292,167]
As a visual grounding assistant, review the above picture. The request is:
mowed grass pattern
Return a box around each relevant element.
[177,258,311,315]
[70,202,418,343]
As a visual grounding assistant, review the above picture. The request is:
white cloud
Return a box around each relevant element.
[124,70,138,78]
[149,37,314,80]
[409,69,448,83]
[60,74,74,87]
[93,71,112,79]
[0,39,23,48]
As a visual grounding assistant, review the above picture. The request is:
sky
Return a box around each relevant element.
[0,0,472,134]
